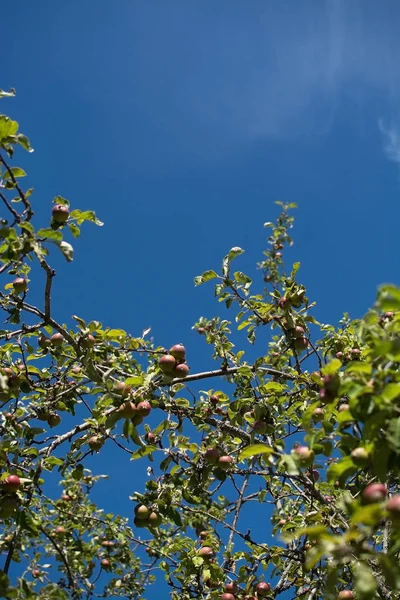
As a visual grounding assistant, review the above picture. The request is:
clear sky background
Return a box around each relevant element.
[2,1,400,597]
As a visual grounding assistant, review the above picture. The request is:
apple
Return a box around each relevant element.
[278,519,286,526]
[293,325,305,338]
[172,363,190,379]
[363,483,387,503]
[148,511,162,527]
[253,421,267,434]
[47,413,61,428]
[351,447,370,466]
[137,401,151,416]
[32,569,41,578]
[169,344,186,360]
[278,296,288,309]
[145,432,156,444]
[113,382,132,397]
[118,401,137,419]
[225,582,237,593]
[61,494,73,502]
[312,407,325,421]
[100,558,110,570]
[12,277,27,294]
[255,582,270,596]
[294,446,314,466]
[221,594,235,600]
[218,455,233,470]
[293,337,308,351]
[81,334,96,349]
[323,374,340,394]
[2,474,21,492]
[88,436,103,452]
[55,526,66,537]
[52,204,69,223]
[135,505,149,520]
[134,516,148,528]
[198,546,214,559]
[337,592,354,599]
[198,530,208,539]
[51,333,64,346]
[386,495,400,520]
[210,394,219,405]
[197,327,206,334]
[350,348,361,358]
[275,252,282,258]
[204,448,220,464]
[338,403,350,412]
[159,354,177,373]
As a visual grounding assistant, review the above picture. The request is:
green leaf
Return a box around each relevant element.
[68,223,81,238]
[2,167,26,179]
[16,133,33,152]
[222,247,244,276]
[291,262,301,278]
[239,444,273,461]
[37,228,63,241]
[0,115,18,141]
[130,445,157,460]
[354,562,377,599]
[327,456,357,485]
[53,240,74,262]
[377,284,400,311]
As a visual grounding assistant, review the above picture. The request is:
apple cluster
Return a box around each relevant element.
[159,344,190,378]
[133,504,162,529]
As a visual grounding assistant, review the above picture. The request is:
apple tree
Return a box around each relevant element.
[0,89,400,599]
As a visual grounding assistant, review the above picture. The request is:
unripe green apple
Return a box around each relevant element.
[12,277,27,294]
[113,382,132,398]
[52,204,69,223]
[47,413,61,428]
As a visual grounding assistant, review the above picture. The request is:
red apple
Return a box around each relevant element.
[255,582,270,596]
[118,401,137,418]
[337,592,354,599]
[32,569,41,578]
[52,204,69,223]
[12,277,27,294]
[210,394,219,405]
[293,325,305,338]
[137,401,151,416]
[221,594,235,600]
[55,526,65,537]
[145,432,156,444]
[363,483,387,504]
[312,407,325,421]
[172,363,190,379]
[293,337,308,351]
[169,344,186,360]
[198,546,214,559]
[39,335,51,350]
[101,558,110,570]
[113,382,132,398]
[225,582,237,593]
[159,354,177,373]
[51,333,64,347]
[386,495,400,519]
[338,403,350,412]
[61,494,73,502]
[197,327,206,334]
[3,474,21,492]
[81,334,96,349]
[278,296,288,309]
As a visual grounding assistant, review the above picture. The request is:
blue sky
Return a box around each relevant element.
[2,1,400,597]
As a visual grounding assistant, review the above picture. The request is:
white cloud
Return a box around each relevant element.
[379,120,400,168]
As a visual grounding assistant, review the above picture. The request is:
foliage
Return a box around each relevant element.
[0,89,399,599]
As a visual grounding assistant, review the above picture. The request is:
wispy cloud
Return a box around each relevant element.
[379,120,400,169]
